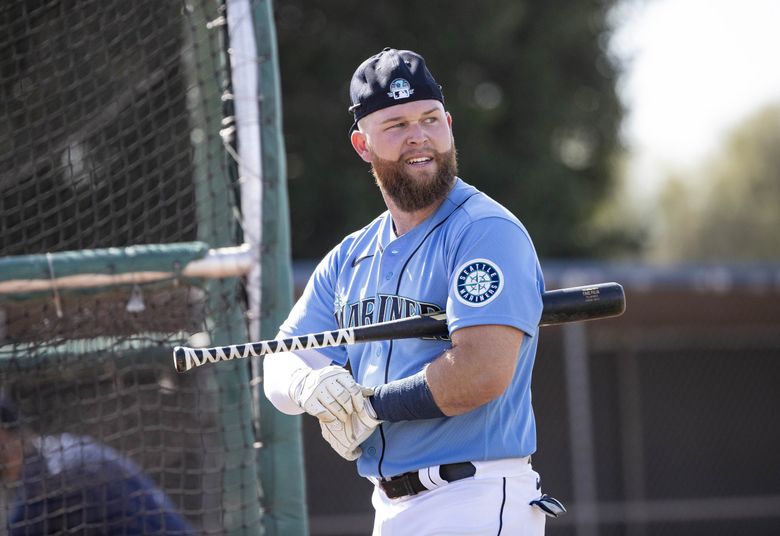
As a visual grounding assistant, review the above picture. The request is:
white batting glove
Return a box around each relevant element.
[319,418,362,461]
[350,387,382,445]
[290,365,364,423]
[319,387,383,461]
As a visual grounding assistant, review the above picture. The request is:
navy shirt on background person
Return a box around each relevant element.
[6,433,193,535]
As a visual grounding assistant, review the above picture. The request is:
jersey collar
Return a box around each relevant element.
[378,177,476,250]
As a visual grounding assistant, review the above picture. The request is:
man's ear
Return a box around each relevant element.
[350,130,372,163]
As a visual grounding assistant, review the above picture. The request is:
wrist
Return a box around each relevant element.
[369,369,445,422]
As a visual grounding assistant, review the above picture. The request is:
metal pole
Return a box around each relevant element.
[563,321,600,536]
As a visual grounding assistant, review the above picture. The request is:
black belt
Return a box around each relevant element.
[378,462,476,499]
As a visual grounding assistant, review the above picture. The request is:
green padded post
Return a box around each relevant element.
[253,1,309,534]
[184,2,263,533]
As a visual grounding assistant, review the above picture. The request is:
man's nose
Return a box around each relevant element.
[406,122,428,144]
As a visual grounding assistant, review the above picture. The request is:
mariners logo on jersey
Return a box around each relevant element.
[454,258,504,307]
[387,78,414,100]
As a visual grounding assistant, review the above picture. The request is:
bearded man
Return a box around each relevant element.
[264,47,562,535]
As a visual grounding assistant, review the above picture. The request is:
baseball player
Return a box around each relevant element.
[264,47,564,535]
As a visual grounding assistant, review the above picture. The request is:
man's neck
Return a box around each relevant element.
[384,195,444,236]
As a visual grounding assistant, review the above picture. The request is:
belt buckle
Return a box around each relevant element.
[397,474,418,497]
[383,473,418,498]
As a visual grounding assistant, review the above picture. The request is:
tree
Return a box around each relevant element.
[275,0,625,259]
[653,104,780,261]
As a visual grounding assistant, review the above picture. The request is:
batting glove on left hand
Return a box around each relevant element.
[320,418,362,461]
[320,387,382,461]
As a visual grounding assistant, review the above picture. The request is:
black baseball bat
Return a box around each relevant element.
[173,282,625,373]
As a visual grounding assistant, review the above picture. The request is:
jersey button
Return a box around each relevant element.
[368,447,377,455]
[385,272,393,280]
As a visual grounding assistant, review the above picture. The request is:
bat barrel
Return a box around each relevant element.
[540,282,625,325]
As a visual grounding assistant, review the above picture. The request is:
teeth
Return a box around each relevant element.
[407,157,431,164]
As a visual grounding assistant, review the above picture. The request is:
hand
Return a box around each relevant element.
[350,387,382,446]
[291,365,364,423]
[319,418,362,461]
[319,387,382,461]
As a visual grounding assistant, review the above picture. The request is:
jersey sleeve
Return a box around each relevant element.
[446,217,544,337]
[279,244,349,366]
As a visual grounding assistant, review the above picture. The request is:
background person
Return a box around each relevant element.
[0,397,194,535]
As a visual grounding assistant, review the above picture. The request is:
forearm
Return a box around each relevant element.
[369,348,494,420]
[372,325,524,419]
[426,344,511,416]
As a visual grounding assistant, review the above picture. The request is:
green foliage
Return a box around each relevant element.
[654,104,780,261]
[275,0,625,258]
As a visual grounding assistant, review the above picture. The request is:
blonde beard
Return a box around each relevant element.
[370,145,458,212]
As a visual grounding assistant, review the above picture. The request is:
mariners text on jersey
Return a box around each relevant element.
[334,294,443,328]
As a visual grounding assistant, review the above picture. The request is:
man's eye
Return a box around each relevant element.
[424,117,437,124]
[387,123,405,130]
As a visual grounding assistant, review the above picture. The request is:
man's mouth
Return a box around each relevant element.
[405,156,433,166]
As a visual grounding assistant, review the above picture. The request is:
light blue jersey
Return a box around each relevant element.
[282,178,544,479]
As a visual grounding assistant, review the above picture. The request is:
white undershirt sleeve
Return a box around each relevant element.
[262,332,333,415]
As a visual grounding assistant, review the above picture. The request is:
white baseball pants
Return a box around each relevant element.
[371,458,546,536]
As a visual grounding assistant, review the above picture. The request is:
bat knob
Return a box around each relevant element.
[173,346,188,373]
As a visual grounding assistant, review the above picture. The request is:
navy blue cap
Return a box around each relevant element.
[348,48,444,133]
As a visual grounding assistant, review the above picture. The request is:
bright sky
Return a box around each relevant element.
[610,0,780,197]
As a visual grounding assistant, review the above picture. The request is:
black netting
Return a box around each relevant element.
[0,0,197,255]
[0,1,262,534]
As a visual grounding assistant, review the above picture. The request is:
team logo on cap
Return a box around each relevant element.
[454,258,504,307]
[388,78,414,100]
